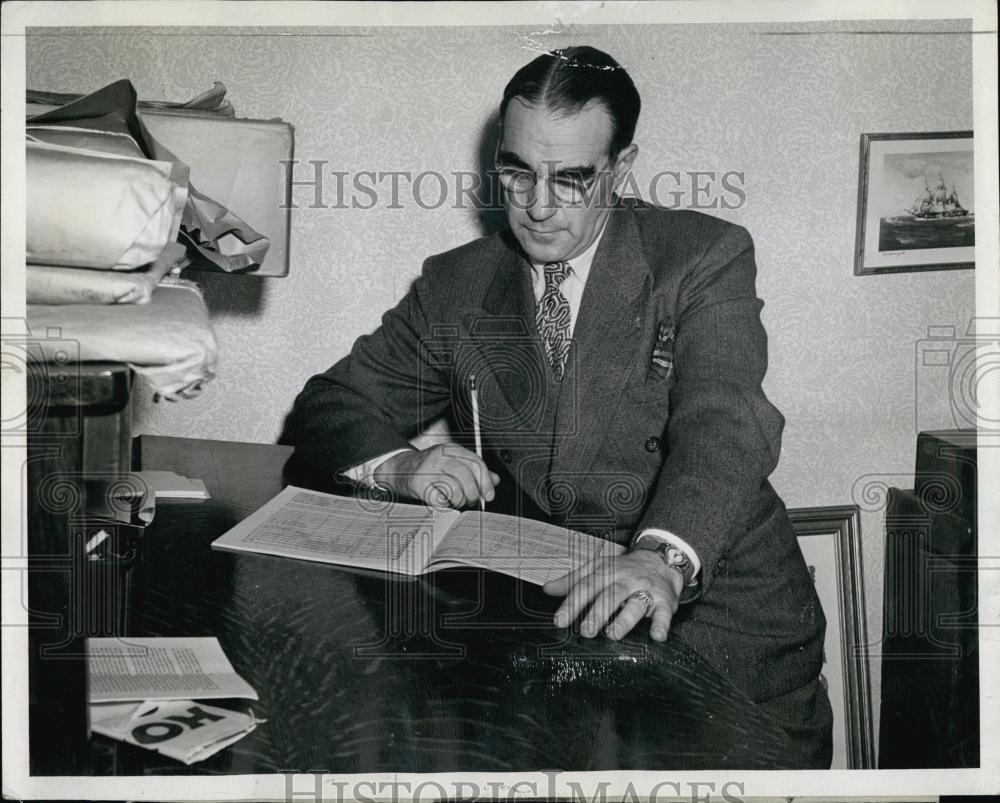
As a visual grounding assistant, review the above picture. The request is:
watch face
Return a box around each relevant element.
[661,546,695,588]
[645,541,692,582]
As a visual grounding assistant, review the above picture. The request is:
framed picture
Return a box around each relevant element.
[788,505,875,769]
[854,131,974,275]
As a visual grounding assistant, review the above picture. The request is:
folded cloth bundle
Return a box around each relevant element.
[27,80,270,273]
[26,135,188,270]
[27,121,148,158]
[27,281,218,400]
[26,243,187,306]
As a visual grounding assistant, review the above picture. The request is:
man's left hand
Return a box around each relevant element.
[543,550,685,642]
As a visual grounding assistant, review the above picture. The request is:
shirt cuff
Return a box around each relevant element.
[339,448,414,489]
[633,528,702,581]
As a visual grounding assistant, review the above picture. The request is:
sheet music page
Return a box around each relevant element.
[87,637,258,703]
[211,485,460,574]
[431,511,626,585]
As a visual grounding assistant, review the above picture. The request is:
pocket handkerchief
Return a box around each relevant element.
[648,317,676,381]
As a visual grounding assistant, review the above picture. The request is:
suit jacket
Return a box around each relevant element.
[289,198,825,703]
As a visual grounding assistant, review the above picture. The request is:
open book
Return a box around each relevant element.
[211,485,624,586]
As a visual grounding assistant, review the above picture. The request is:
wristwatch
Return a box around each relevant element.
[635,539,701,603]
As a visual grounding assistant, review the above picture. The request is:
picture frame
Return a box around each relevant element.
[788,505,875,769]
[854,131,975,275]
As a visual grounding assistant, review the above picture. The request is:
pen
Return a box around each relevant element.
[470,373,485,511]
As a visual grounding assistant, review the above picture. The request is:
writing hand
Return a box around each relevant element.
[543,550,684,642]
[372,444,500,510]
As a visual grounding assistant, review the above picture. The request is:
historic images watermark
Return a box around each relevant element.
[280,161,748,212]
[914,316,1000,440]
[281,771,749,803]
[1,317,81,439]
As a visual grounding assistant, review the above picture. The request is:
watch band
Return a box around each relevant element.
[636,539,701,603]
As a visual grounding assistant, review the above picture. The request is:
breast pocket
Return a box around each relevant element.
[625,312,677,402]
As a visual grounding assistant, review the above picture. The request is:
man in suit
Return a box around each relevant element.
[289,46,833,767]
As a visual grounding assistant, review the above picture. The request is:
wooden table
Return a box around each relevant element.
[87,435,803,773]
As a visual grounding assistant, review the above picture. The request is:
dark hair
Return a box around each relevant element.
[499,46,641,159]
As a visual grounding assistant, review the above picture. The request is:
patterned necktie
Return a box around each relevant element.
[536,260,573,381]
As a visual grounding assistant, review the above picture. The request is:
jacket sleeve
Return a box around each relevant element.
[636,223,784,595]
[286,260,454,476]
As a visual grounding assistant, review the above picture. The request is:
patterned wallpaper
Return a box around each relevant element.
[27,20,976,755]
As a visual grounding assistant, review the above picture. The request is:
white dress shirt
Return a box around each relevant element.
[342,217,701,583]
[526,217,606,334]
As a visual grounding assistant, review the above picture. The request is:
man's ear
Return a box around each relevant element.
[612,143,638,192]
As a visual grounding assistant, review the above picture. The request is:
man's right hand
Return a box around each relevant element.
[371,444,500,509]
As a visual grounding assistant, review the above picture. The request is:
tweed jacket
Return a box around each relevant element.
[289,198,825,703]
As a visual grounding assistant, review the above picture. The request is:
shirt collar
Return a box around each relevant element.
[529,213,611,285]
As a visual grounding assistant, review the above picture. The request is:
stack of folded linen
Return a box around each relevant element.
[28,277,218,401]
[27,79,272,277]
[24,80,227,400]
[26,117,189,304]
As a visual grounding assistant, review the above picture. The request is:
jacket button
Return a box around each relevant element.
[499,449,512,463]
[644,437,661,453]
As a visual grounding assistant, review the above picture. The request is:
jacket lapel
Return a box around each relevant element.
[477,233,547,423]
[469,235,558,514]
[551,204,652,479]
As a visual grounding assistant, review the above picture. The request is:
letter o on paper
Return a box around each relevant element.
[132,721,184,744]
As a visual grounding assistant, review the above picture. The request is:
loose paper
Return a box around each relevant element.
[91,699,263,765]
[87,637,258,703]
[132,470,210,500]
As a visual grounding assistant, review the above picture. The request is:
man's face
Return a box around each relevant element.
[498,98,634,264]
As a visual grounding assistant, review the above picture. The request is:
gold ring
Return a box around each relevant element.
[627,589,655,609]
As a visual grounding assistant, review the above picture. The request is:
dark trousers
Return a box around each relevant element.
[757,677,834,768]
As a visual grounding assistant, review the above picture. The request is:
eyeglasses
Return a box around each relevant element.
[494,148,611,204]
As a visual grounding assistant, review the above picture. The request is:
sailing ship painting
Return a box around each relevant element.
[855,132,974,274]
[907,175,970,218]
[878,152,975,252]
